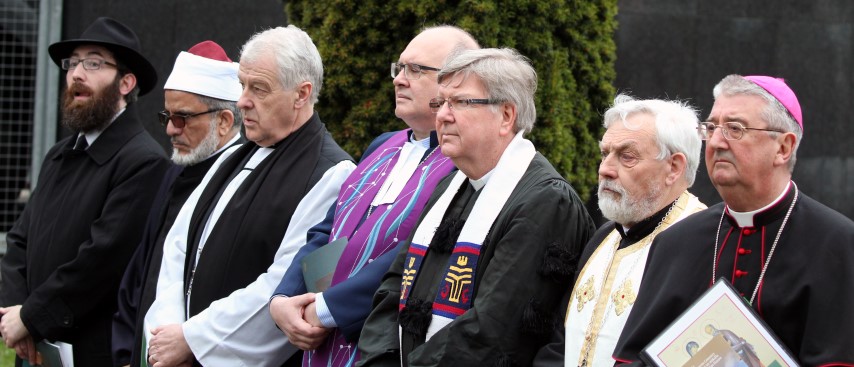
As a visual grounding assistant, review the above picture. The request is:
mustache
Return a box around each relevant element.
[67,82,94,96]
[171,136,188,146]
[598,179,626,196]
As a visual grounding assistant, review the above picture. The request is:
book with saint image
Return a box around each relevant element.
[301,236,348,293]
[640,278,798,367]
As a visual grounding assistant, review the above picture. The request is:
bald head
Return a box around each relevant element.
[417,25,480,55]
[393,26,479,139]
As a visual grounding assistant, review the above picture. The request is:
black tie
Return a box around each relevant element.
[74,134,88,151]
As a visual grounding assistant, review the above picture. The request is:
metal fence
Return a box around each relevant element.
[0,0,61,254]
[0,0,40,234]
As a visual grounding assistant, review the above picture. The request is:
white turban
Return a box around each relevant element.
[164,48,241,101]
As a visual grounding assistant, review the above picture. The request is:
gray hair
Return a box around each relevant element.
[712,74,801,172]
[603,94,702,186]
[438,48,537,134]
[239,25,323,104]
[196,94,242,132]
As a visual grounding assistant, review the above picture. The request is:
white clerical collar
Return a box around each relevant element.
[371,135,430,206]
[727,181,792,228]
[78,107,125,147]
[469,169,494,191]
[410,132,430,149]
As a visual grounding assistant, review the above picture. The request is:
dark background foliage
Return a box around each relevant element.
[286,0,618,201]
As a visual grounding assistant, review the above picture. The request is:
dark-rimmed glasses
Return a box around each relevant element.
[429,97,501,113]
[697,121,784,141]
[158,109,222,128]
[61,58,118,71]
[391,62,441,80]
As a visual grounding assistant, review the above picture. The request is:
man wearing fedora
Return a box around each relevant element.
[0,17,169,366]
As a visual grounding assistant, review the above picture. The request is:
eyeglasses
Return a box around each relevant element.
[697,121,784,141]
[158,109,221,128]
[61,58,118,71]
[429,97,501,113]
[391,62,441,80]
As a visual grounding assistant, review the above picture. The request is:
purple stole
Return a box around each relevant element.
[304,130,454,367]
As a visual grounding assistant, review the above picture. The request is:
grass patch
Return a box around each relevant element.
[0,345,15,367]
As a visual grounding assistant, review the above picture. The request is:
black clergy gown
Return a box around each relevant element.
[613,185,854,366]
[358,153,595,367]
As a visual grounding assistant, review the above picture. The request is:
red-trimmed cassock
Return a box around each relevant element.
[613,183,854,366]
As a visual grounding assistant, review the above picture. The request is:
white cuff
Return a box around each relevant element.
[314,292,338,328]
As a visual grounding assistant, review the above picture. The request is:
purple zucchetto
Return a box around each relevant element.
[744,75,803,132]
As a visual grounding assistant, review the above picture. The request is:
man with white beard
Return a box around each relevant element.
[533,94,706,367]
[112,40,243,367]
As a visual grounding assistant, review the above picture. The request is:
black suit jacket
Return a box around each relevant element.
[1,103,169,367]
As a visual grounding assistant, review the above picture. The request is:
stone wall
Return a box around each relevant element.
[615,0,853,218]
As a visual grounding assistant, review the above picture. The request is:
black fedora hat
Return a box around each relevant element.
[48,17,158,96]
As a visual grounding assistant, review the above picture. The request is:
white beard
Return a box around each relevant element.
[171,120,220,166]
[598,179,663,226]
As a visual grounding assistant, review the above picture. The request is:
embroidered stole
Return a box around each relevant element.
[399,132,536,343]
[564,192,706,367]
[304,130,454,367]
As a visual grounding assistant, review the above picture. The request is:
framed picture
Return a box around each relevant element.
[641,278,799,367]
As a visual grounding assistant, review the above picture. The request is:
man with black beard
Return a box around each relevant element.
[0,17,169,367]
[533,95,706,367]
[111,40,244,367]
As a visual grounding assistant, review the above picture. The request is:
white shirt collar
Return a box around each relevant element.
[469,169,494,191]
[410,133,430,149]
[727,181,792,228]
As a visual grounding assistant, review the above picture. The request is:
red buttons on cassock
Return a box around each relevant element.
[742,228,756,236]
[735,270,748,278]
[737,248,752,255]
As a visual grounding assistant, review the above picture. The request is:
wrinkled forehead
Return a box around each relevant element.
[601,115,659,150]
[707,94,768,125]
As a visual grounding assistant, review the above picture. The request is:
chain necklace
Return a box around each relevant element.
[712,182,798,306]
[579,200,677,367]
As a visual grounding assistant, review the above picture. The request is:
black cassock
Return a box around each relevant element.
[614,185,854,366]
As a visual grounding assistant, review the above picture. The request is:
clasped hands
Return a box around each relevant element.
[0,305,39,365]
[269,293,331,350]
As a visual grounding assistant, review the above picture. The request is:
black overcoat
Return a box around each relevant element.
[1,103,169,366]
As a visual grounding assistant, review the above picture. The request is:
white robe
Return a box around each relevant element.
[145,144,355,366]
[564,192,705,367]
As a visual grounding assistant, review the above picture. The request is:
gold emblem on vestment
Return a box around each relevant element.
[611,278,636,316]
[445,256,473,303]
[401,258,417,299]
[575,276,595,312]
[456,255,468,266]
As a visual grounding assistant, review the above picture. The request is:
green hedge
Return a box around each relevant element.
[286,0,617,200]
